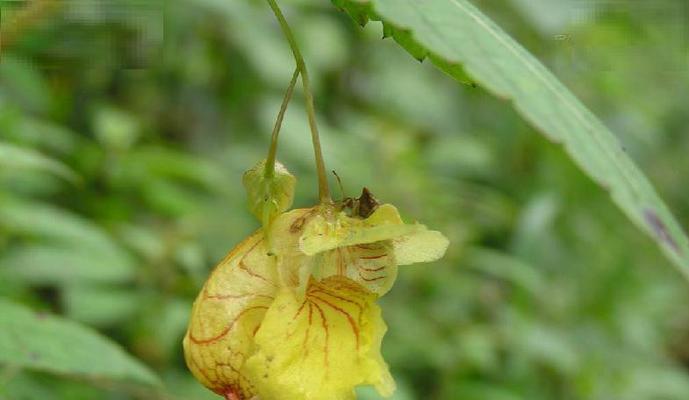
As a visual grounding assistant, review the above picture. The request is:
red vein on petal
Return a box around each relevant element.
[287,300,309,339]
[310,295,360,350]
[359,265,386,272]
[327,278,370,294]
[217,233,262,266]
[358,271,387,282]
[310,289,364,319]
[293,299,308,320]
[189,306,268,345]
[235,239,276,287]
[302,302,314,358]
[360,254,387,260]
[189,353,217,386]
[238,259,276,287]
[355,243,379,250]
[312,301,329,368]
[216,361,254,391]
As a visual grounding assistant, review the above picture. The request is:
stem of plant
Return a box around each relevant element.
[265,67,300,179]
[265,0,332,204]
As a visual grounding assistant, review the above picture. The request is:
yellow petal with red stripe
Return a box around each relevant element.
[183,232,278,399]
[243,276,395,400]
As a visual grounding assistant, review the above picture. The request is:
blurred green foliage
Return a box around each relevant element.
[1,0,689,399]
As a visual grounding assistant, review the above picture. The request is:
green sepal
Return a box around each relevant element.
[242,159,296,246]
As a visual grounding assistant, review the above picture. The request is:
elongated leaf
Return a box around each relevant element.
[63,286,141,326]
[0,245,136,285]
[0,299,160,387]
[0,141,79,183]
[0,197,131,259]
[0,197,138,289]
[118,147,230,193]
[331,0,689,277]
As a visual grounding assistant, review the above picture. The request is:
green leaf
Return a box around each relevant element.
[1,371,115,399]
[0,245,136,285]
[0,109,79,155]
[0,197,136,269]
[464,247,545,296]
[118,147,230,193]
[63,286,141,326]
[0,299,160,387]
[0,141,79,183]
[330,0,689,278]
[0,56,51,113]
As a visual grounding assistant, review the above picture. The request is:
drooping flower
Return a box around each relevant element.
[183,184,449,400]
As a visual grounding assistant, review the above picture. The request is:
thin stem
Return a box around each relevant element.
[265,0,331,203]
[265,67,300,178]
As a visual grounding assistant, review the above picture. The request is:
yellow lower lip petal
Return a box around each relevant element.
[243,275,395,400]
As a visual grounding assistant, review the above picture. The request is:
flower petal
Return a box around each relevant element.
[183,232,278,399]
[269,207,320,289]
[243,276,395,400]
[314,242,398,296]
[297,203,448,293]
[393,230,450,266]
[299,204,418,256]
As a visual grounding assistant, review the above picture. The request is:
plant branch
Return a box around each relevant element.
[265,0,331,203]
[265,67,300,178]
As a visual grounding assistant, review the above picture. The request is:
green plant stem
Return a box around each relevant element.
[265,0,332,203]
[265,67,300,179]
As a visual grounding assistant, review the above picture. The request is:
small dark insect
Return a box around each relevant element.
[343,187,380,219]
[332,171,380,218]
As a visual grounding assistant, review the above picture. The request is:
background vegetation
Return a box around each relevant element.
[1,0,689,399]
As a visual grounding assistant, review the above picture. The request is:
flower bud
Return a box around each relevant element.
[242,159,296,234]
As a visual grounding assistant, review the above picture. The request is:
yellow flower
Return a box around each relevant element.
[183,192,448,400]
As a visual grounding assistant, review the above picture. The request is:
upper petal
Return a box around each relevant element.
[299,204,418,256]
[299,203,449,267]
[393,229,450,266]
